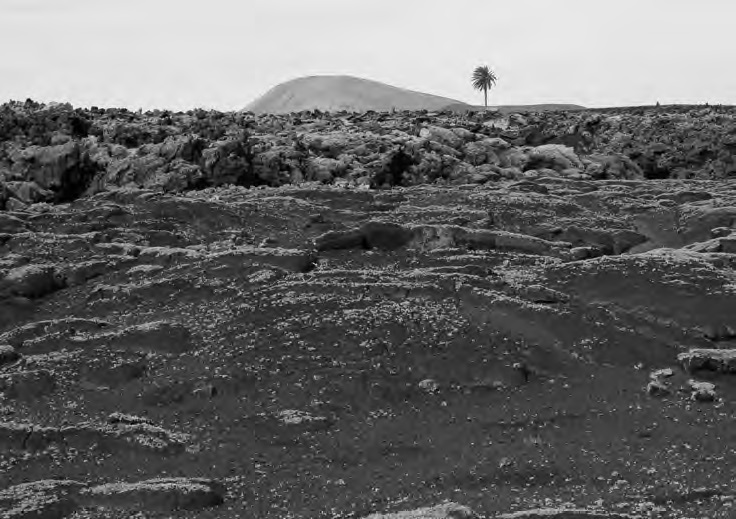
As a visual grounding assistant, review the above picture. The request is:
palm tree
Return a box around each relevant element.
[471,65,498,109]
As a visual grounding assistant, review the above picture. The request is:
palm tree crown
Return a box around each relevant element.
[471,65,498,108]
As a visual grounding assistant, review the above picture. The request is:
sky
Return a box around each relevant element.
[1,0,734,111]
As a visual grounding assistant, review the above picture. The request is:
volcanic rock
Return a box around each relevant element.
[1,264,64,298]
[677,349,736,374]
[365,502,477,519]
[79,477,225,512]
[498,510,637,519]
[0,479,86,519]
[1,100,736,519]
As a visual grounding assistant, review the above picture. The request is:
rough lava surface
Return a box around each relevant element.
[1,100,736,518]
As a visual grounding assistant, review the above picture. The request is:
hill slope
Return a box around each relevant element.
[245,75,469,114]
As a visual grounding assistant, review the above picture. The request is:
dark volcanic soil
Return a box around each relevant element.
[1,102,736,519]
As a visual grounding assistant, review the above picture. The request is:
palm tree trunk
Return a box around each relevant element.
[484,88,488,109]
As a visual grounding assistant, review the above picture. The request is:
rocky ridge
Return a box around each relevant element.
[1,101,736,518]
[2,101,736,212]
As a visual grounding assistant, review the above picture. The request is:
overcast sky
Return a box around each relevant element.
[1,0,734,111]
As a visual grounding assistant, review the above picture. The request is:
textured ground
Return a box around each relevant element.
[1,103,736,518]
[1,173,736,518]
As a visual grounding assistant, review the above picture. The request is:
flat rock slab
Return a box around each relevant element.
[497,508,637,519]
[497,509,638,519]
[80,477,225,512]
[0,477,225,517]
[211,246,317,273]
[0,318,111,349]
[91,320,193,354]
[0,420,188,454]
[365,503,477,519]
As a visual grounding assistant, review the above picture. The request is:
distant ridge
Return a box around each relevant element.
[443,102,587,114]
[245,75,469,114]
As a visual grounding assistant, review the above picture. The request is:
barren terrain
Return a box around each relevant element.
[1,101,735,518]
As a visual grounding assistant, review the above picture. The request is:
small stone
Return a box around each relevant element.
[650,368,674,379]
[418,378,440,393]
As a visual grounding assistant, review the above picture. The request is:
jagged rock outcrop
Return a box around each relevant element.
[678,349,736,373]
[2,102,736,208]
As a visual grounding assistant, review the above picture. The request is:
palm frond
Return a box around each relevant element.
[471,65,498,92]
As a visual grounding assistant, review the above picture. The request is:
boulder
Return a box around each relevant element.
[306,157,346,183]
[586,154,644,180]
[498,148,529,170]
[525,144,583,172]
[483,137,512,150]
[5,198,29,211]
[463,140,501,166]
[10,141,89,193]
[420,126,463,149]
[5,180,54,204]
[687,380,717,402]
[201,139,248,185]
